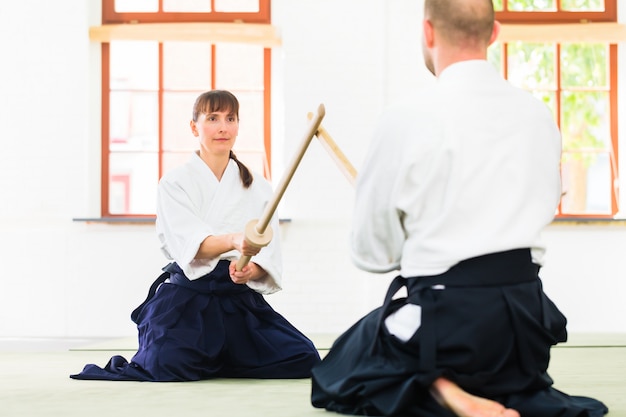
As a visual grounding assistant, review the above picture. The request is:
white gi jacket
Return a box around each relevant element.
[156,152,282,294]
[353,60,563,340]
[352,60,562,278]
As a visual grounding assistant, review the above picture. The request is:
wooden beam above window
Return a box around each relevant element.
[89,22,281,47]
[499,22,626,43]
[88,22,625,46]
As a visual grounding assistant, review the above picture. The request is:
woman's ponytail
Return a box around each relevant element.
[230,150,253,188]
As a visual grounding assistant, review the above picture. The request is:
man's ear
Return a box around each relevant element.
[489,20,501,46]
[423,19,435,48]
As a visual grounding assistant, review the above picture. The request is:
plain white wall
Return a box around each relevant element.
[0,0,625,339]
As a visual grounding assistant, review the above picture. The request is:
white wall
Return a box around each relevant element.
[0,0,625,339]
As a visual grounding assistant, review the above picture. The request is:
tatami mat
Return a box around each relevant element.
[67,333,340,352]
[66,332,626,352]
[0,334,624,417]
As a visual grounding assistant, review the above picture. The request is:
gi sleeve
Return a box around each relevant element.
[156,177,220,279]
[350,120,406,274]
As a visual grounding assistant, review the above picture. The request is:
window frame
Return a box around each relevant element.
[495,0,619,219]
[495,0,616,23]
[99,0,273,218]
[103,1,271,24]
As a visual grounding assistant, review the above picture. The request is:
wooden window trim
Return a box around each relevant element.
[89,22,281,47]
[90,22,623,49]
[98,0,274,218]
[103,0,271,24]
[495,1,620,218]
[498,22,626,43]
[496,1,616,23]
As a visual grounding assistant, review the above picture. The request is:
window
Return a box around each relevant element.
[98,0,273,217]
[489,0,619,217]
[493,0,616,22]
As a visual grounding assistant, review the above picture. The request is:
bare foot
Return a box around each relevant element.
[431,378,520,417]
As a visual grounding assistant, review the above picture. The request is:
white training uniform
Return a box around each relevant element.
[350,60,562,340]
[156,152,282,295]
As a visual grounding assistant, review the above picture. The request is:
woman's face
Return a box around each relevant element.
[191,109,239,156]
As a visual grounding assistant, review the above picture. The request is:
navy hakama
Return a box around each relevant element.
[311,249,608,417]
[71,261,321,381]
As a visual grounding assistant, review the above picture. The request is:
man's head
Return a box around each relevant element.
[422,0,499,75]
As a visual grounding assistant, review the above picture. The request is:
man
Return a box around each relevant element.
[310,1,609,416]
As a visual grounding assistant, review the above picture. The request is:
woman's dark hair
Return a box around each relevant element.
[192,90,253,188]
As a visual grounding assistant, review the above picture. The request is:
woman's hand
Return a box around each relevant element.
[229,261,267,285]
[196,232,262,260]
[230,233,262,257]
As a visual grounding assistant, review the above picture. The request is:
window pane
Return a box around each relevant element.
[560,0,605,11]
[492,0,504,11]
[163,42,212,90]
[233,91,265,174]
[507,0,556,11]
[215,0,259,12]
[110,92,159,151]
[114,0,158,12]
[234,91,263,150]
[162,91,203,152]
[235,149,266,175]
[561,152,611,213]
[487,42,502,70]
[110,42,158,90]
[163,0,211,12]
[507,42,556,90]
[109,153,158,215]
[561,91,609,150]
[215,44,264,90]
[163,152,192,177]
[532,91,557,120]
[561,43,608,88]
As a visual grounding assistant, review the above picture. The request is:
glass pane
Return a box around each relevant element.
[492,0,504,11]
[227,90,266,175]
[215,0,259,12]
[232,91,264,154]
[560,0,605,11]
[561,43,608,88]
[163,42,212,90]
[215,44,264,91]
[507,42,556,90]
[487,42,502,71]
[110,92,159,151]
[507,0,556,11]
[163,91,204,152]
[115,0,158,12]
[234,150,267,176]
[163,152,193,177]
[163,0,211,12]
[560,91,609,150]
[531,91,557,120]
[560,152,611,214]
[110,42,158,90]
[109,153,158,215]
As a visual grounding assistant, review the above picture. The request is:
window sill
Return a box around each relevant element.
[72,217,625,227]
[72,217,293,225]
[551,218,626,226]
[72,217,156,225]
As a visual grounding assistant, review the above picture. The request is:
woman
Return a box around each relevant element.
[71,90,320,381]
